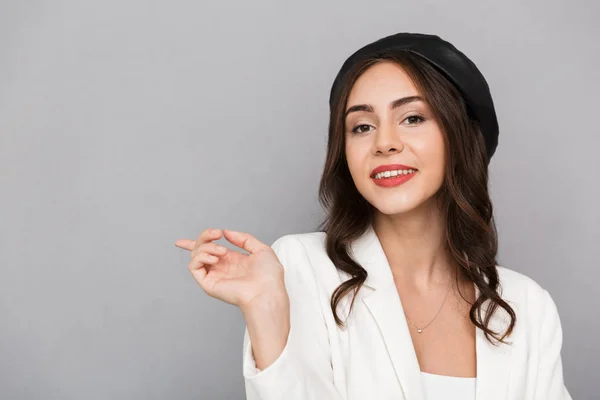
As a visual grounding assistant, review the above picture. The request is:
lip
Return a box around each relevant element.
[370,164,418,178]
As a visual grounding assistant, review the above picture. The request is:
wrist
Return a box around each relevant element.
[241,289,289,318]
[242,291,291,370]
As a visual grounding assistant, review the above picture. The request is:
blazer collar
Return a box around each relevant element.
[349,223,513,400]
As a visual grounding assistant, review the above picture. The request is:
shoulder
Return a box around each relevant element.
[267,232,339,318]
[495,265,552,305]
[268,230,327,271]
[269,231,329,271]
[269,231,342,291]
[496,265,545,298]
[270,231,326,250]
[495,265,563,336]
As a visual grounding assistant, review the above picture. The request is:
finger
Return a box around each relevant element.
[203,242,229,256]
[222,230,268,255]
[189,253,220,294]
[191,242,228,259]
[192,264,209,291]
[193,228,223,251]
[174,228,223,251]
[174,239,195,251]
[189,252,220,272]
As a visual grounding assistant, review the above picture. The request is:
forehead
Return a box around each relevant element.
[346,61,419,106]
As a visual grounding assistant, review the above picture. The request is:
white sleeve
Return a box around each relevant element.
[242,235,344,400]
[534,289,572,400]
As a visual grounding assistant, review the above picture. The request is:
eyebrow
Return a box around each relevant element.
[344,95,425,119]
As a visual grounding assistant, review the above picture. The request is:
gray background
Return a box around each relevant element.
[0,0,597,399]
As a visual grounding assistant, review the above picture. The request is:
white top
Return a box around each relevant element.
[420,371,476,400]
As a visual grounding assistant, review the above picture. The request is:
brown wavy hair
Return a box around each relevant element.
[316,50,516,345]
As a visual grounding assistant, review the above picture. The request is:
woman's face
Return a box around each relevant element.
[344,60,446,216]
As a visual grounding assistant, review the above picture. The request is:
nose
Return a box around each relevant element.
[373,121,404,155]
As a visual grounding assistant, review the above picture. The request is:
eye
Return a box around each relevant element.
[402,115,425,126]
[351,124,373,134]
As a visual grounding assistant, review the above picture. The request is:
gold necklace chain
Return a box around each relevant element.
[404,277,452,334]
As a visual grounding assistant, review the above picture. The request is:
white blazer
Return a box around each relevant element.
[242,225,572,400]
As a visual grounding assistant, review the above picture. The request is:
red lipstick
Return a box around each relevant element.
[370,164,418,188]
[370,164,417,178]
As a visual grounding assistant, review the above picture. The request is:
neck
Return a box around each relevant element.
[372,196,457,289]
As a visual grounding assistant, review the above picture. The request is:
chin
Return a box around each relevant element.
[368,196,423,216]
[378,205,421,216]
[364,186,439,216]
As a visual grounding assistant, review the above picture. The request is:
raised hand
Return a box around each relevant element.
[174,228,287,311]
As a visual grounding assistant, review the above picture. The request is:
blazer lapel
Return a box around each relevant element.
[350,224,424,400]
[350,224,514,400]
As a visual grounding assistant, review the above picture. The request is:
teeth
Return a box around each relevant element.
[374,169,417,179]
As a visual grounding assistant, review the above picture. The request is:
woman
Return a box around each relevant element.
[175,32,572,399]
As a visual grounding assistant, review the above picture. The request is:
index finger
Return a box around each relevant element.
[174,228,223,251]
[222,229,268,255]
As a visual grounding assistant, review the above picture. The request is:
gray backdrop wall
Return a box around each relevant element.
[1,1,597,399]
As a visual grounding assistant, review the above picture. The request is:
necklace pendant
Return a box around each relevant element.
[417,329,422,333]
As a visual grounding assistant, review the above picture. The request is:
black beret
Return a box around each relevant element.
[329,32,499,163]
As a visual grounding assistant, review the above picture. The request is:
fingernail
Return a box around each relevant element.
[216,245,226,251]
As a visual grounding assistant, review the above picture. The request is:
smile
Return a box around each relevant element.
[372,169,417,187]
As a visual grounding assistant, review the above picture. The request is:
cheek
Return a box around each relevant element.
[345,140,366,176]
[411,132,446,174]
